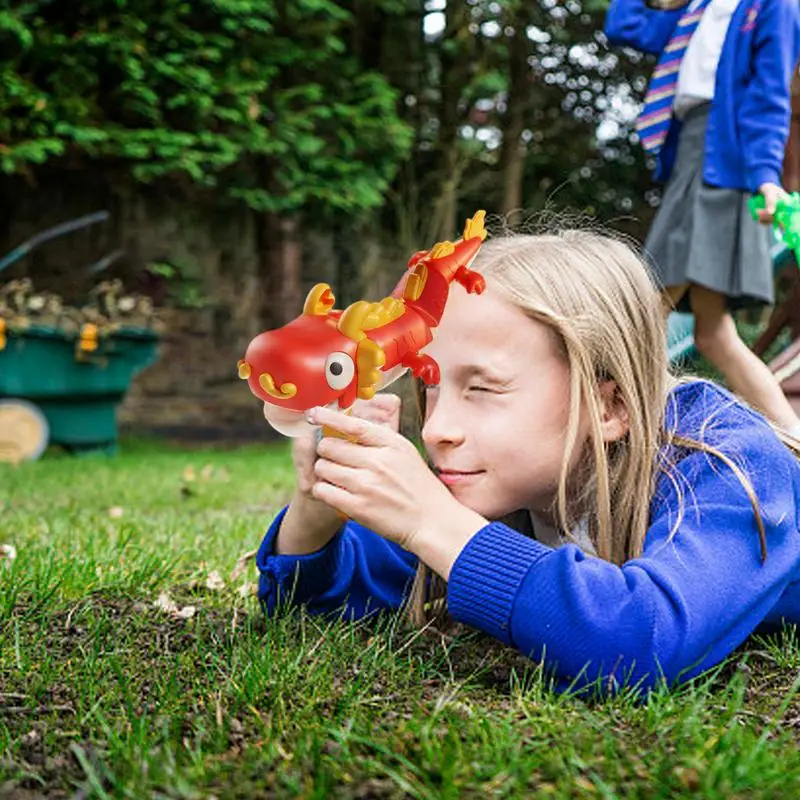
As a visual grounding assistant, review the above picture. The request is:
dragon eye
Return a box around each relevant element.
[324,352,355,390]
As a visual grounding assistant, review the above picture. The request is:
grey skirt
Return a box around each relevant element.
[643,103,774,312]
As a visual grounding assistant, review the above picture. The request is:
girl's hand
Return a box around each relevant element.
[269,393,401,503]
[306,404,466,554]
[756,183,789,225]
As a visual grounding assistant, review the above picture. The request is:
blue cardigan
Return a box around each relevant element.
[603,0,800,192]
[257,380,800,695]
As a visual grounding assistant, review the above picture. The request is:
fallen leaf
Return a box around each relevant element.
[206,570,225,591]
[674,767,700,791]
[230,548,258,582]
[183,465,196,482]
[108,506,124,518]
[238,582,257,598]
[153,591,197,620]
[154,592,178,614]
[201,464,214,481]
[0,544,17,566]
[21,728,41,746]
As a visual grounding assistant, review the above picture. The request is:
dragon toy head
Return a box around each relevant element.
[240,209,488,437]
[239,284,389,436]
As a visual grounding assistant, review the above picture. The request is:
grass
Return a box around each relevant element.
[3,438,800,798]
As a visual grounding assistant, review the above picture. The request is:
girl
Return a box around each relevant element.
[604,0,800,436]
[256,230,800,697]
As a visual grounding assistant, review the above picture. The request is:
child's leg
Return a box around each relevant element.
[660,283,689,319]
[689,284,800,431]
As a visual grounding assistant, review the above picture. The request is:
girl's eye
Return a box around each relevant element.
[468,385,492,393]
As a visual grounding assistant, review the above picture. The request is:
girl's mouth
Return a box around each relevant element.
[436,469,484,486]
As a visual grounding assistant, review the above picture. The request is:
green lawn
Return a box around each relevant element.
[3,439,800,798]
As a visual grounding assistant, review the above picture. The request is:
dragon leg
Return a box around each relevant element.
[401,353,440,386]
[454,266,486,294]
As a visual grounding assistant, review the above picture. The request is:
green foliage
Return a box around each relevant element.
[0,0,413,214]
[147,260,210,309]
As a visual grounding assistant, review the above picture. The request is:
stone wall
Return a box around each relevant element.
[116,306,274,443]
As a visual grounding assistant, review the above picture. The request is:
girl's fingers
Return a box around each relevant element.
[313,457,363,493]
[316,435,378,469]
[352,394,402,429]
[307,406,391,446]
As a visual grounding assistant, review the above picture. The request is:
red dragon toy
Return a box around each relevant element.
[238,210,488,437]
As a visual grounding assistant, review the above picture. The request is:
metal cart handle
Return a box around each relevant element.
[0,211,110,275]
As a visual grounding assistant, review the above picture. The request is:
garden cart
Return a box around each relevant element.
[0,212,161,462]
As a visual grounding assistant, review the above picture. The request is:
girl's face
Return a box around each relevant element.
[421,287,585,521]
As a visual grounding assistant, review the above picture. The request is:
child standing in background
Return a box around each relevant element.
[256,230,800,697]
[604,0,800,437]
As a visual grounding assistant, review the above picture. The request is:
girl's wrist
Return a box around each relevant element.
[410,502,489,581]
[275,490,344,556]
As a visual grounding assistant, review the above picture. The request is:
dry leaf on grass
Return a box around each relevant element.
[198,464,230,482]
[230,548,258,582]
[1,544,17,566]
[108,506,124,519]
[238,582,258,598]
[206,570,225,591]
[154,591,196,619]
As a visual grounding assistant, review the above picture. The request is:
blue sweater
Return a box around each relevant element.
[603,0,800,192]
[257,380,800,695]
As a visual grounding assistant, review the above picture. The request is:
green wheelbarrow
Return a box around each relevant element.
[0,212,161,461]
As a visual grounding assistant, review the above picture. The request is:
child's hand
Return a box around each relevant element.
[756,183,789,225]
[305,404,465,553]
[275,393,402,503]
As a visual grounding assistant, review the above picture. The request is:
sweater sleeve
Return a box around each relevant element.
[739,0,800,192]
[447,413,800,695]
[603,0,683,54]
[257,505,419,620]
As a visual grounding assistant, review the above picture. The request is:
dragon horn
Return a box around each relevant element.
[463,210,487,242]
[337,300,371,341]
[303,283,335,316]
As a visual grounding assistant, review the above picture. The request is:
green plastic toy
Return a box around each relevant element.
[749,191,800,267]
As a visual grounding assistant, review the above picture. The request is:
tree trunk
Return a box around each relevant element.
[428,1,473,243]
[255,209,302,329]
[784,71,800,192]
[500,5,534,225]
[278,214,302,324]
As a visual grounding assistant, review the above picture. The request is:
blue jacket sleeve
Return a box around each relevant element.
[604,0,683,54]
[740,0,800,192]
[446,411,800,696]
[257,505,419,620]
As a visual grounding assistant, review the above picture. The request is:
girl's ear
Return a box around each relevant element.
[598,380,629,444]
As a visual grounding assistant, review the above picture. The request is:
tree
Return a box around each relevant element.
[0,0,414,323]
[383,0,657,244]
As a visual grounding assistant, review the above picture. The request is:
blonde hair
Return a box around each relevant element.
[403,225,800,628]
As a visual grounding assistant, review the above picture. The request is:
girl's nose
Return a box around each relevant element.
[421,392,465,449]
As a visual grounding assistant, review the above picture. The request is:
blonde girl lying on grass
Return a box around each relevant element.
[256,228,800,696]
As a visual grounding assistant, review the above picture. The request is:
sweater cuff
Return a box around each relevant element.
[749,166,782,195]
[446,522,550,645]
[256,505,344,600]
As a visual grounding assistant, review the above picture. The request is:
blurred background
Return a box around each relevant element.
[2,0,799,457]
